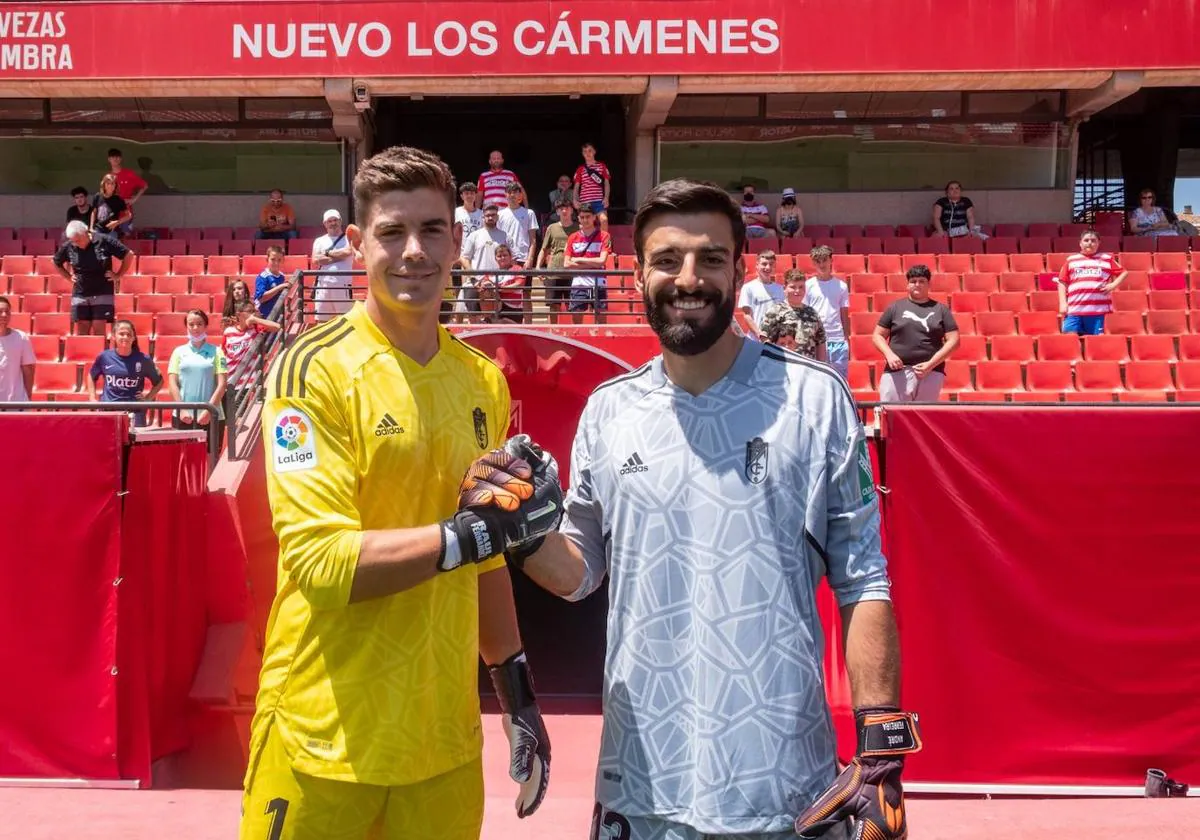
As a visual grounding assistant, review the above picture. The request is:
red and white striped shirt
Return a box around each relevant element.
[574,162,610,203]
[477,169,518,209]
[1059,252,1124,316]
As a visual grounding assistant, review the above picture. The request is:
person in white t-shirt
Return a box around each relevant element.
[803,244,852,378]
[454,182,483,255]
[310,208,355,322]
[459,205,509,323]
[740,185,773,238]
[496,182,540,321]
[0,296,36,401]
[736,251,785,339]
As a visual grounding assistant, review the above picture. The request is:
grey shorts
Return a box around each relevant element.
[590,804,818,840]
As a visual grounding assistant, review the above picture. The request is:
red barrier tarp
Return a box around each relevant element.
[883,406,1200,786]
[0,414,126,779]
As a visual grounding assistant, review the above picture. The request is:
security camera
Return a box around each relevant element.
[353,83,371,112]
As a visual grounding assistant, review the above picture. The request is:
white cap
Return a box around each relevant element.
[323,209,342,222]
[781,187,796,198]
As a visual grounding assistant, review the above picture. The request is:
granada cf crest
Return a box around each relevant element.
[472,407,488,449]
[745,436,769,484]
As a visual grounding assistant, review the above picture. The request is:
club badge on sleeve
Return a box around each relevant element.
[273,409,318,473]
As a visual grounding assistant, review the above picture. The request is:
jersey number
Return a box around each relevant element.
[590,803,632,840]
[264,797,289,840]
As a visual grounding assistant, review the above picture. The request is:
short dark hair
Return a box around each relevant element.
[906,264,932,281]
[504,181,524,195]
[107,148,122,158]
[459,182,477,194]
[0,295,11,311]
[353,146,456,224]
[186,308,210,326]
[554,198,574,210]
[71,186,88,198]
[482,203,500,213]
[265,244,284,258]
[633,179,745,262]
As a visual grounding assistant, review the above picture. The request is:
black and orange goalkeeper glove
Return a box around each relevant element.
[439,436,562,571]
[794,707,922,840]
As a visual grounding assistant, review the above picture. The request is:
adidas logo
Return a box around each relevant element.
[619,452,649,475]
[374,413,405,437]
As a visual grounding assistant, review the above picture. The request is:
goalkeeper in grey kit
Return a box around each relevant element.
[459,178,922,839]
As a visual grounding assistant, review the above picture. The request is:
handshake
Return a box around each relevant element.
[438,435,564,573]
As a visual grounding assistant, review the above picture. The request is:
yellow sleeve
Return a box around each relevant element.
[262,358,364,610]
[476,371,514,576]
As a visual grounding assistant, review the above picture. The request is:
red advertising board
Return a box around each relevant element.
[1,0,1197,80]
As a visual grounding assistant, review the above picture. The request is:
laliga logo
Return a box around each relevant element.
[275,412,314,465]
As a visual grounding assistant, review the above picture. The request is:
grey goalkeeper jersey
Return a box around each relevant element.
[560,337,890,835]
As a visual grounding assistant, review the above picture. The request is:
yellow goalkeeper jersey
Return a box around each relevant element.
[252,303,510,786]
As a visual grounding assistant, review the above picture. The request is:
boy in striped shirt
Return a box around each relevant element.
[1057,231,1128,335]
[573,142,611,233]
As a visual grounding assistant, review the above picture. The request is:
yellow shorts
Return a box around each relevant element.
[239,723,484,840]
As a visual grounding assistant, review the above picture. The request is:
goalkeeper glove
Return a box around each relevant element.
[438,436,562,572]
[489,650,551,818]
[794,706,922,840]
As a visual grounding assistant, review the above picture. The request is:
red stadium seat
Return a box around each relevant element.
[34,362,79,394]
[63,335,105,363]
[1009,254,1045,273]
[880,237,915,254]
[863,225,895,239]
[154,239,187,257]
[222,240,252,256]
[849,335,877,361]
[1,255,34,275]
[791,253,815,273]
[174,294,212,312]
[1036,334,1081,361]
[984,237,1018,254]
[45,275,72,295]
[206,255,241,276]
[990,292,1028,313]
[201,227,232,240]
[1146,310,1189,335]
[902,254,938,272]
[153,275,190,296]
[1121,236,1155,253]
[1019,237,1052,254]
[1027,223,1059,238]
[153,334,189,362]
[1119,252,1153,271]
[847,293,869,312]
[950,237,984,255]
[134,255,169,276]
[990,335,1035,362]
[1082,335,1129,362]
[814,237,848,254]
[850,274,886,294]
[118,275,153,295]
[1046,253,1071,273]
[1075,361,1124,396]
[1051,237,1079,254]
[1121,270,1149,290]
[1149,290,1187,311]
[1155,234,1190,252]
[32,312,69,335]
[281,256,309,274]
[975,312,1016,337]
[117,313,154,337]
[1118,389,1170,402]
[805,225,832,240]
[1105,312,1146,335]
[941,361,973,396]
[1126,361,1175,392]
[21,294,59,314]
[746,237,779,254]
[847,239,881,257]
[779,237,814,256]
[22,239,56,256]
[1028,291,1059,312]
[973,254,1008,274]
[1129,335,1176,362]
[951,313,975,335]
[136,294,174,314]
[937,254,973,274]
[112,293,136,313]
[7,275,45,295]
[990,224,1025,238]
[896,224,927,239]
[867,255,902,274]
[15,226,48,240]
[1148,271,1187,291]
[29,334,60,361]
[1061,223,1088,238]
[961,273,998,293]
[33,256,60,277]
[851,312,879,334]
[170,255,205,276]
[872,292,905,312]
[999,271,1035,292]
[833,254,865,275]
[1152,253,1188,273]
[846,361,873,390]
[1017,311,1060,335]
[950,292,989,314]
[289,238,316,257]
[1026,361,1073,397]
[930,273,960,295]
[126,240,155,258]
[955,334,988,362]
[1177,335,1200,361]
[832,225,861,239]
[976,361,1024,393]
[1176,361,1200,390]
[1111,290,1147,312]
[914,237,949,254]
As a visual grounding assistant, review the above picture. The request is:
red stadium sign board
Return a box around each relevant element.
[1,0,1198,79]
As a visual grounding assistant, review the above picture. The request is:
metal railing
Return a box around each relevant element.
[0,401,227,461]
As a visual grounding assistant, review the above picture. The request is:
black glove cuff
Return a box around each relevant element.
[855,706,923,757]
[1146,769,1190,798]
[448,510,502,567]
[488,649,537,714]
[506,535,547,570]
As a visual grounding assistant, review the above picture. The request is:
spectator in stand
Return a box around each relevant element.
[478,149,519,210]
[107,147,148,207]
[537,199,579,322]
[759,301,827,361]
[91,174,132,239]
[223,301,282,391]
[85,319,162,427]
[739,184,773,239]
[0,296,35,402]
[548,174,575,222]
[486,244,525,325]
[455,182,483,253]
[781,268,828,361]
[66,186,91,226]
[573,142,611,233]
[54,220,130,336]
[873,264,960,402]
[223,277,253,322]
[564,204,612,324]
[1128,189,1181,239]
[497,182,540,321]
[736,251,785,339]
[256,189,298,241]
[775,187,804,238]
[168,309,228,433]
[459,205,509,323]
[804,245,852,378]
[311,209,355,322]
[1057,231,1127,336]
[931,180,986,240]
[253,245,289,318]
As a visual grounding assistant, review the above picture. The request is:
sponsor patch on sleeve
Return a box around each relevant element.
[856,438,876,504]
[272,408,318,473]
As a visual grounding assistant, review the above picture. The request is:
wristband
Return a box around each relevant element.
[855,706,923,758]
[488,650,537,714]
[437,523,463,573]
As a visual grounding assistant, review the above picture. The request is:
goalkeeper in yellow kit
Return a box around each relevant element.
[240,146,561,840]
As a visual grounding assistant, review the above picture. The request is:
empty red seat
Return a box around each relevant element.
[961,273,998,293]
[33,362,79,394]
[846,361,873,390]
[171,255,205,276]
[174,294,211,312]
[1051,237,1079,254]
[1126,361,1175,392]
[1,255,34,275]
[897,224,927,239]
[1176,361,1200,391]
[851,312,879,334]
[1009,254,1045,273]
[21,294,59,314]
[1122,237,1156,253]
[833,254,865,275]
[976,361,1024,393]
[1105,312,1146,335]
[1028,291,1059,312]
[998,271,1035,292]
[984,237,1018,254]
[34,256,60,276]
[1019,237,1052,254]
[901,254,938,272]
[126,240,154,257]
[990,335,1035,362]
[281,256,309,274]
[992,224,1026,238]
[872,292,905,312]
[791,253,816,273]
[207,255,243,276]
[746,237,779,254]
[7,275,45,295]
[951,237,985,255]
[189,275,227,296]
[1119,252,1153,271]
[118,275,153,295]
[112,293,136,313]
[990,292,1028,313]
[1121,270,1149,290]
[29,334,60,361]
[1027,223,1059,238]
[1037,334,1082,361]
[1129,335,1176,362]
[1146,310,1189,335]
[1148,271,1186,291]
[155,240,187,257]
[1075,361,1123,395]
[153,334,190,362]
[941,361,973,395]
[950,292,989,314]
[1082,335,1129,361]
[914,238,949,254]
[1151,253,1188,273]
[136,294,174,314]
[863,225,894,239]
[975,312,1016,337]
[779,237,814,256]
[32,312,69,335]
[1017,311,1060,335]
[1177,335,1200,361]
[930,274,960,295]
[1149,290,1187,311]
[951,313,976,335]
[222,240,252,256]
[63,335,105,362]
[850,274,886,294]
[847,239,882,257]
[973,254,1008,273]
[1111,290,1147,312]
[1061,223,1089,238]
[830,225,860,239]
[134,255,170,276]
[880,237,915,255]
[849,335,877,360]
[1026,361,1073,397]
[848,293,870,312]
[955,334,988,361]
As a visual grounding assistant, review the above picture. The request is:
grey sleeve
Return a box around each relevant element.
[558,401,609,602]
[808,385,891,606]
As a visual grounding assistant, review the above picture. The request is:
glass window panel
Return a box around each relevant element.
[0,99,46,121]
[658,122,1071,191]
[244,98,332,121]
[669,95,760,119]
[764,92,962,120]
[967,91,1062,117]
